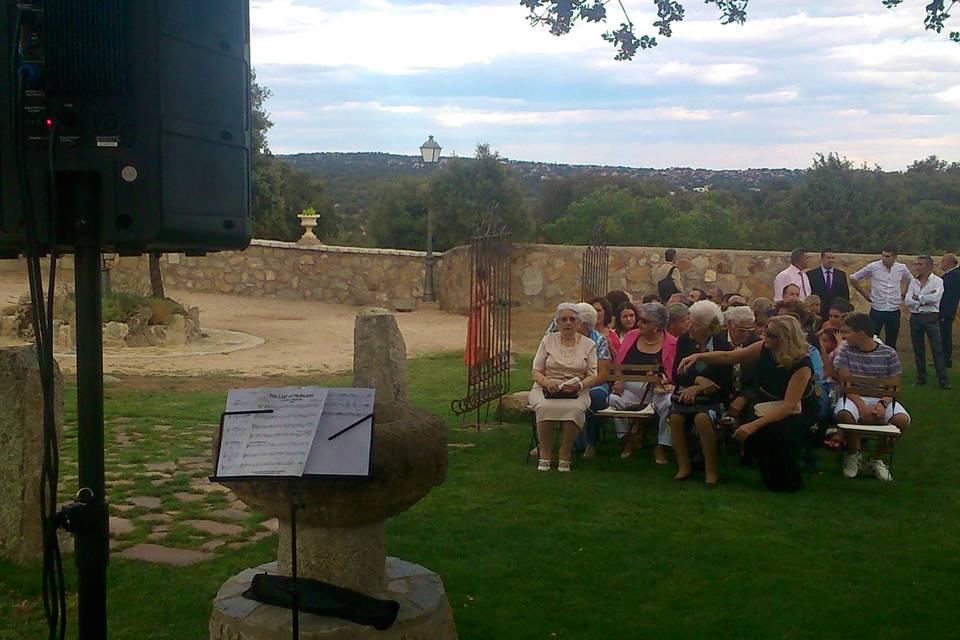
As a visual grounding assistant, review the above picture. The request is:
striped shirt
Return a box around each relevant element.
[833,342,902,378]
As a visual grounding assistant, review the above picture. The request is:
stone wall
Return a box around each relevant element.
[437,244,919,313]
[111,240,428,307]
[1,241,933,314]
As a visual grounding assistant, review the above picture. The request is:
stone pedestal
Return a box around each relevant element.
[277,521,386,595]
[0,346,63,564]
[210,310,452,638]
[352,308,408,402]
[209,559,458,640]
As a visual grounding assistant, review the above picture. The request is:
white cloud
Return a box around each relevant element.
[934,86,960,106]
[252,0,960,170]
[655,62,759,85]
[320,101,424,114]
[745,90,799,104]
[250,0,605,74]
[432,106,713,128]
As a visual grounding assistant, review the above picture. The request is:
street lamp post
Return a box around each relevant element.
[419,135,441,302]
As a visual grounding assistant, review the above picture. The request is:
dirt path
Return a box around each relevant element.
[0,270,470,377]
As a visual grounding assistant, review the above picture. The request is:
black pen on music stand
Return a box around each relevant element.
[222,409,274,416]
[327,413,373,441]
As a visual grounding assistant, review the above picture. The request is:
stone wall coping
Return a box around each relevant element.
[249,239,428,258]
[510,243,886,261]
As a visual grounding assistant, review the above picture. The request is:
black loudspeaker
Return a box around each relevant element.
[0,0,252,256]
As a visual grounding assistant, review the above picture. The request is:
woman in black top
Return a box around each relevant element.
[669,301,732,485]
[677,315,816,492]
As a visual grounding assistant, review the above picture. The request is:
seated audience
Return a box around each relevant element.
[591,296,615,355]
[781,283,802,302]
[608,303,677,463]
[751,297,774,336]
[816,299,855,364]
[667,292,689,306]
[727,294,747,308]
[723,305,762,422]
[689,287,708,303]
[575,302,612,458]
[641,293,662,304]
[669,301,732,485]
[776,299,819,344]
[529,303,599,472]
[678,315,818,492]
[824,312,909,483]
[605,290,631,316]
[707,287,724,307]
[609,302,639,354]
[776,299,829,421]
[666,303,690,338]
[805,294,823,330]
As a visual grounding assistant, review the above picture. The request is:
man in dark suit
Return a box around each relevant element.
[939,253,959,368]
[807,248,850,312]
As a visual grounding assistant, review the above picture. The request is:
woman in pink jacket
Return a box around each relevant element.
[607,302,678,463]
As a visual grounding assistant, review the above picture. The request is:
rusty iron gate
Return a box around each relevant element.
[581,225,609,301]
[452,231,512,425]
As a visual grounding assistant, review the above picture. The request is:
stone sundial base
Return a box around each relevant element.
[209,558,458,640]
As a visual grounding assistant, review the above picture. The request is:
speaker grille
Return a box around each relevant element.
[45,0,127,97]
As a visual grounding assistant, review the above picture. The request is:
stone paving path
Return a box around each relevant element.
[58,417,282,565]
[102,469,280,565]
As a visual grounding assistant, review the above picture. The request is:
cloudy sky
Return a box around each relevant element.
[249,0,960,170]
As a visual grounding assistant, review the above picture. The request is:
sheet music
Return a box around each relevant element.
[304,387,375,477]
[216,386,328,477]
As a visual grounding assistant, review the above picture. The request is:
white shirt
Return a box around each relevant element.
[905,273,943,314]
[772,264,811,301]
[851,260,914,312]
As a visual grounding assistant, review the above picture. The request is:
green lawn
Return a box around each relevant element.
[2,352,960,639]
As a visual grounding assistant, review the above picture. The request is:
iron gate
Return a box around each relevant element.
[452,231,512,423]
[581,225,609,301]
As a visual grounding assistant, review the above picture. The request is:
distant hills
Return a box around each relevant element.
[278,151,805,212]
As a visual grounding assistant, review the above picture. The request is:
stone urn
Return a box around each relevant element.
[208,399,457,639]
[297,212,321,245]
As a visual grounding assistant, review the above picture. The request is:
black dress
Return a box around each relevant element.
[670,333,733,424]
[744,346,816,492]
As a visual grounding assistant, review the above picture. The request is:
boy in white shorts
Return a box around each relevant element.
[823,312,909,482]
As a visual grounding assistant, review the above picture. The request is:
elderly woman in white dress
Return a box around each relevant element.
[530,303,599,472]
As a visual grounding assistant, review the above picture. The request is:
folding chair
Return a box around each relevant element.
[834,375,903,480]
[525,409,590,465]
[592,363,661,459]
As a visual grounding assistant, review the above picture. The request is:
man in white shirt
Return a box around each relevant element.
[906,255,950,389]
[850,245,914,349]
[772,248,811,302]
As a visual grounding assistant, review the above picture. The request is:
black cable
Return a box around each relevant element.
[46,116,67,640]
[10,5,67,638]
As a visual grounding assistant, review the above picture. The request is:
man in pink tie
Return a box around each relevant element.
[773,248,812,302]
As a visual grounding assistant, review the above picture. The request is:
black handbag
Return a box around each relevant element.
[544,389,579,400]
[669,388,723,415]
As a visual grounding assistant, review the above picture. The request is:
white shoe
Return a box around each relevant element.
[537,459,551,472]
[842,452,861,479]
[870,459,893,482]
[557,460,572,473]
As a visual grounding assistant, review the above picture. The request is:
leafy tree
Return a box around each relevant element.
[426,144,530,249]
[368,178,430,249]
[521,1,958,59]
[249,71,338,241]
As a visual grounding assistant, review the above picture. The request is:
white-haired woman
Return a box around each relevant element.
[608,302,677,463]
[572,302,612,457]
[530,303,599,472]
[669,300,732,485]
[678,315,817,492]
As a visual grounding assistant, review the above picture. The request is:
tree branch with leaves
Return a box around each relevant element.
[521,1,957,60]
